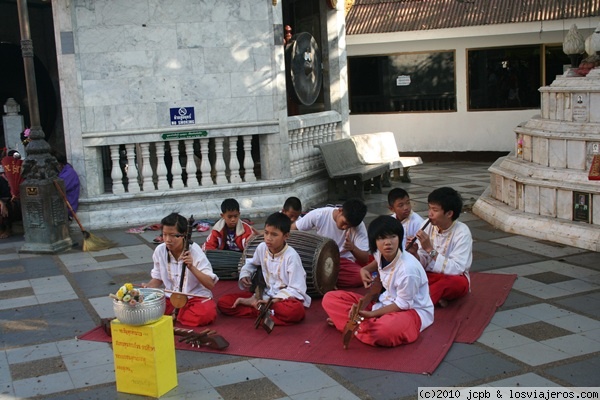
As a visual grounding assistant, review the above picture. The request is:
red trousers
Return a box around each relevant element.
[217,292,305,325]
[426,272,469,305]
[322,290,422,347]
[165,297,217,327]
[336,257,369,288]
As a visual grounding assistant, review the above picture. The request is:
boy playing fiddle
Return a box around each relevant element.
[143,213,218,327]
[217,212,310,325]
[322,215,433,347]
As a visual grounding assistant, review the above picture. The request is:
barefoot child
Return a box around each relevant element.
[217,212,311,325]
[322,215,433,347]
[143,213,219,327]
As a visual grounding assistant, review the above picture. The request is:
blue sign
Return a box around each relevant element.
[170,107,195,126]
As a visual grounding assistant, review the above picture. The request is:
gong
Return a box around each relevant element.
[285,32,323,106]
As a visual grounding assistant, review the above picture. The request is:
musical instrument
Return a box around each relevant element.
[101,319,229,350]
[171,215,195,316]
[205,250,243,280]
[173,327,229,350]
[342,274,382,349]
[254,298,275,334]
[285,32,323,106]
[405,219,431,250]
[242,231,340,298]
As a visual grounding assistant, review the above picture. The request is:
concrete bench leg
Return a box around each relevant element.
[382,171,392,187]
[401,167,412,183]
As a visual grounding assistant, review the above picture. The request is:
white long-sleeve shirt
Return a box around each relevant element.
[294,207,368,262]
[416,220,472,284]
[392,211,426,249]
[151,242,218,299]
[239,242,311,307]
[373,249,434,332]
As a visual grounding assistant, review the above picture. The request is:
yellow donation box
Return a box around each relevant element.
[111,316,177,397]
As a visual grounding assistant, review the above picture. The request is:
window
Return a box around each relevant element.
[467,44,570,111]
[348,51,456,114]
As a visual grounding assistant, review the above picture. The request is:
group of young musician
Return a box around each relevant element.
[142,187,473,348]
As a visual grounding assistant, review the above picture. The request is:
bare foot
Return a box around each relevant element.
[437,298,449,308]
[0,230,11,239]
[326,317,335,327]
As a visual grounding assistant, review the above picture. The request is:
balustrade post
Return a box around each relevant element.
[184,139,199,188]
[124,143,140,193]
[199,139,213,186]
[214,137,227,185]
[242,135,256,182]
[110,145,125,194]
[228,137,242,183]
[155,141,170,190]
[170,141,185,189]
[290,130,299,175]
[140,143,155,191]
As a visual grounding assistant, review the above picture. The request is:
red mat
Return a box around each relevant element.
[80,272,515,374]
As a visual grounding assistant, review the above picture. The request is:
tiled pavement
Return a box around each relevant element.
[1,161,599,399]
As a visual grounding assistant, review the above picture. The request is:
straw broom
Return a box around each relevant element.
[53,180,116,252]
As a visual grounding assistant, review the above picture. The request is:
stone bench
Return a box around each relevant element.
[350,132,423,183]
[316,139,389,200]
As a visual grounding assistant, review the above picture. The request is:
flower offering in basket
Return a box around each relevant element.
[110,283,144,305]
[110,283,166,326]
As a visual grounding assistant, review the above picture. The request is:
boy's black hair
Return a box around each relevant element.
[428,187,462,221]
[341,198,367,227]
[367,215,404,254]
[265,212,291,234]
[221,198,240,213]
[283,196,302,212]
[387,188,409,206]
[161,213,188,234]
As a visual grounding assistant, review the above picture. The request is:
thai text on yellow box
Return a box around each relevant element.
[111,316,177,397]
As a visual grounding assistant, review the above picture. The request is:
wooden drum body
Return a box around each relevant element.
[242,231,340,298]
[205,250,243,280]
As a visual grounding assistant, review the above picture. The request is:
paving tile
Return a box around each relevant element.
[159,370,212,396]
[490,309,539,328]
[478,328,535,350]
[9,356,67,380]
[541,333,600,356]
[449,352,520,379]
[500,342,570,366]
[12,371,75,398]
[289,384,361,400]
[515,303,573,320]
[30,275,75,295]
[546,313,600,333]
[250,359,315,377]
[216,377,287,400]
[507,321,573,341]
[545,358,600,387]
[56,338,112,356]
[68,363,115,388]
[199,360,264,387]
[491,237,587,258]
[5,342,60,364]
[268,365,339,396]
[340,371,417,400]
[62,347,113,371]
[485,372,562,386]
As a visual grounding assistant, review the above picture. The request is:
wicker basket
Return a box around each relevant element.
[113,288,166,326]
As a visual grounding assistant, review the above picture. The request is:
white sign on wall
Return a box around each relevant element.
[396,75,411,86]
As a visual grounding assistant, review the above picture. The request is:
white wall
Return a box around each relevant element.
[347,19,598,152]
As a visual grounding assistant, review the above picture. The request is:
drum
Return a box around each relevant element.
[205,250,243,280]
[241,231,340,298]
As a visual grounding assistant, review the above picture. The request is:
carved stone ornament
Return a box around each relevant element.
[326,0,354,13]
[326,0,337,9]
[272,0,277,5]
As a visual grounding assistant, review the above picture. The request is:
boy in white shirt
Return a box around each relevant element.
[292,198,369,288]
[217,212,310,325]
[388,188,426,250]
[407,187,473,307]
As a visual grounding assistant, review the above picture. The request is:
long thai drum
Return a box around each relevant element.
[241,231,340,298]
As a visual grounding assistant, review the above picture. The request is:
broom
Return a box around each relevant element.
[53,180,116,252]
